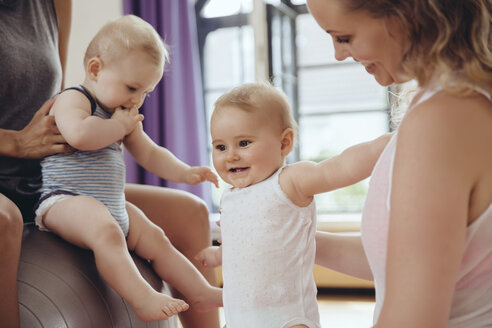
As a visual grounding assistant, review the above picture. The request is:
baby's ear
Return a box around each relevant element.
[280,128,294,156]
[86,57,103,80]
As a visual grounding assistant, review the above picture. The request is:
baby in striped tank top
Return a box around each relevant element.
[34,15,222,322]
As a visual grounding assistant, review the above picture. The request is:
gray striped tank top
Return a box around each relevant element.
[40,86,129,236]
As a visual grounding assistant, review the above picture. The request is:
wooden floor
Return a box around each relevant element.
[178,289,375,328]
[317,289,375,327]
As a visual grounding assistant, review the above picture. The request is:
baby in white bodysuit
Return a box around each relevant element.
[196,82,391,328]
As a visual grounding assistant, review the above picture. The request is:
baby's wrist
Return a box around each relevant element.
[112,118,129,136]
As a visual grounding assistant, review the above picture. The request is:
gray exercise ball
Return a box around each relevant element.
[18,223,178,328]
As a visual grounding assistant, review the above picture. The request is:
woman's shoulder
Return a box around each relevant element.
[397,88,492,174]
[402,89,491,137]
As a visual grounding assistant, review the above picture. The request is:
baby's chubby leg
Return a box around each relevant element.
[41,195,188,321]
[126,202,223,312]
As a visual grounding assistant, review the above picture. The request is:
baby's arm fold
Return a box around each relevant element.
[53,91,142,150]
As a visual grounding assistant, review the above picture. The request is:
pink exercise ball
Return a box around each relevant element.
[18,223,177,328]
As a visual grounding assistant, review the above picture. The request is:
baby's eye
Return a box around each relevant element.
[239,140,251,147]
[127,86,137,92]
[215,144,226,151]
[336,36,350,44]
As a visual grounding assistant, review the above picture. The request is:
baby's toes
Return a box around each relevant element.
[171,300,189,313]
[178,300,189,311]
[164,300,188,316]
[162,304,177,317]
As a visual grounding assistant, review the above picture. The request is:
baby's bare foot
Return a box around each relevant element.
[133,291,189,322]
[190,286,223,312]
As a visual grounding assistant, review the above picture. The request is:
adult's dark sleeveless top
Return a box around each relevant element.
[0,0,62,221]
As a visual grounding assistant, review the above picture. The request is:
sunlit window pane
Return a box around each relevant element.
[298,65,389,114]
[299,112,389,160]
[204,26,255,90]
[296,14,344,66]
[299,112,389,213]
[202,0,253,18]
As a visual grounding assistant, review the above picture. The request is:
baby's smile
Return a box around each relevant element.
[229,167,248,173]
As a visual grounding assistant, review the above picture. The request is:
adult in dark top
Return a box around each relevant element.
[0,1,219,327]
[0,0,71,326]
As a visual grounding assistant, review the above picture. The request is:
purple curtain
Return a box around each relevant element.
[123,0,211,207]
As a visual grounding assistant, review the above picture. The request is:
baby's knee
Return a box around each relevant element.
[149,226,172,248]
[92,221,126,248]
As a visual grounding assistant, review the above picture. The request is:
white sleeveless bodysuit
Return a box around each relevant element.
[220,166,321,328]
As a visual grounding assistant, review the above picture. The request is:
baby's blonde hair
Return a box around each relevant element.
[214,83,298,137]
[84,15,169,69]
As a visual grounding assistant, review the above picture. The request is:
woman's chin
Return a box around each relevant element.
[374,70,412,86]
[373,74,394,87]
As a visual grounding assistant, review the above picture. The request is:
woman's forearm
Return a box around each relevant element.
[0,128,19,157]
[315,231,373,281]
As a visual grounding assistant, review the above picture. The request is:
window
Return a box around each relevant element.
[196,0,390,217]
[196,0,256,211]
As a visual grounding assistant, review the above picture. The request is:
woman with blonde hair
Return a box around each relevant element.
[308,0,492,326]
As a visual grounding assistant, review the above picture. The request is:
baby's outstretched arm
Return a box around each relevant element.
[195,246,222,268]
[182,166,219,188]
[124,124,218,186]
[281,133,393,205]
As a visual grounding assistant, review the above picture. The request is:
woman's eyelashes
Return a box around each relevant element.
[336,36,350,44]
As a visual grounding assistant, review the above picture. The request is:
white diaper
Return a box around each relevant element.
[34,194,74,232]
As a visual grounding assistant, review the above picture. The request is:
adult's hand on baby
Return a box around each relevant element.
[112,106,144,135]
[184,166,219,187]
[14,97,73,158]
[195,246,222,268]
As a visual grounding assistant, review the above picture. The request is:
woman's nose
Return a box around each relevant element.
[333,42,350,61]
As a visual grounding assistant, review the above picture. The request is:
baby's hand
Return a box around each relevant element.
[112,106,144,135]
[195,246,222,268]
[184,167,219,187]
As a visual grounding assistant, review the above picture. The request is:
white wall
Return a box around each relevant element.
[64,0,123,87]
